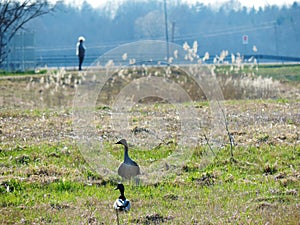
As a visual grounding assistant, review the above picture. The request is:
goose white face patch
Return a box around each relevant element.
[72,40,226,183]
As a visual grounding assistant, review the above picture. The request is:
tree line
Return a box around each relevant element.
[2,0,300,68]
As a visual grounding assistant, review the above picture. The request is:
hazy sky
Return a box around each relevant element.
[54,0,298,9]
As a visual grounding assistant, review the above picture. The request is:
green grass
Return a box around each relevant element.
[0,65,299,224]
[0,69,48,77]
[0,139,299,224]
[254,64,300,82]
[2,63,300,82]
[213,63,300,82]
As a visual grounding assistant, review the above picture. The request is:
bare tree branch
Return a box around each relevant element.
[203,134,216,157]
[0,0,55,66]
[217,100,235,160]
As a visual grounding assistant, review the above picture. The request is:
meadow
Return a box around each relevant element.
[0,63,299,224]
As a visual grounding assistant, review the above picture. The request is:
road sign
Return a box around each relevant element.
[242,35,248,45]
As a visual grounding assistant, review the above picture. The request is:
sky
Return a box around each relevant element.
[53,0,298,9]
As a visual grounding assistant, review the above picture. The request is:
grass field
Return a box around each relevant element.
[0,64,299,224]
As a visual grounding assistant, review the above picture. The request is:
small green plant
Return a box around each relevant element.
[50,180,82,192]
[263,163,277,175]
[277,97,289,103]
[257,133,270,143]
[15,154,31,165]
[2,179,24,192]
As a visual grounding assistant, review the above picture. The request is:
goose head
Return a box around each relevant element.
[114,183,125,193]
[115,139,128,147]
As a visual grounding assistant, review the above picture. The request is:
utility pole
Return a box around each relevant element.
[274,22,279,56]
[163,0,169,61]
[171,21,175,43]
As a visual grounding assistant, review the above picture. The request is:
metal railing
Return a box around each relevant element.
[35,54,300,68]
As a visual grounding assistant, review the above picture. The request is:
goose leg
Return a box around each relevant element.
[116,209,120,225]
[134,177,140,186]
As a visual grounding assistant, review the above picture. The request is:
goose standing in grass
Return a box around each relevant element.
[116,139,140,180]
[113,183,130,225]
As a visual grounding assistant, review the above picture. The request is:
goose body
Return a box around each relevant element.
[113,198,131,211]
[113,183,130,212]
[116,139,140,179]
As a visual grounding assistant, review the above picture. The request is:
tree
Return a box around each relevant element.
[0,0,54,67]
[135,10,166,39]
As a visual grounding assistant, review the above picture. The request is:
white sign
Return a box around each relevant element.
[242,35,248,45]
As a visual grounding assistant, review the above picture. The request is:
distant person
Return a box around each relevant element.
[76,36,86,71]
